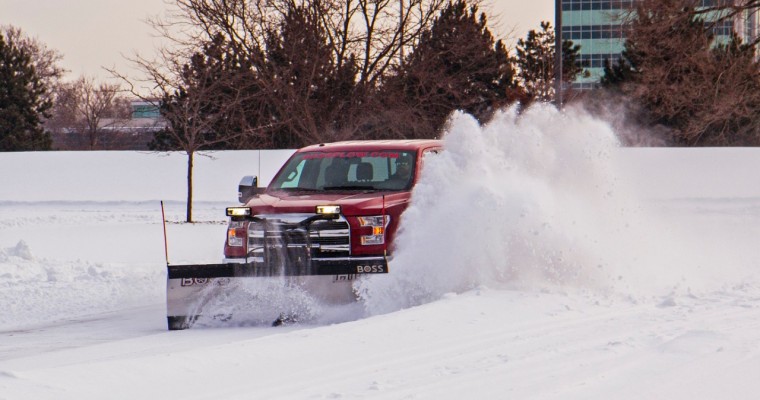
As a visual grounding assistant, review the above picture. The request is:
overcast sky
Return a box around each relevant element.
[0,0,554,82]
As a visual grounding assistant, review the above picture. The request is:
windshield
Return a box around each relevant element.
[269,150,417,191]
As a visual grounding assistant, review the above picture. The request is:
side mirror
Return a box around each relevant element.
[238,175,265,204]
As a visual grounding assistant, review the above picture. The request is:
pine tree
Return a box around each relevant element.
[381,0,521,138]
[261,3,359,147]
[516,21,584,103]
[0,33,52,151]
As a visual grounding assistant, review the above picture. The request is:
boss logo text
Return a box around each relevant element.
[357,265,385,273]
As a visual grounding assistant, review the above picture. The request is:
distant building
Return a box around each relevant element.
[560,0,760,89]
[98,100,165,131]
[104,100,166,149]
[50,100,166,150]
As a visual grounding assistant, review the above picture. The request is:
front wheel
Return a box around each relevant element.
[167,316,194,330]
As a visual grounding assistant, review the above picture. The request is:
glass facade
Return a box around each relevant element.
[131,101,161,119]
[561,5,628,88]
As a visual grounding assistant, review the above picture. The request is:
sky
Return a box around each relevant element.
[0,0,554,83]
[2,105,760,398]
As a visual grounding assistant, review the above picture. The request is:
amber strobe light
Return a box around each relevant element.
[226,207,252,217]
[316,205,341,215]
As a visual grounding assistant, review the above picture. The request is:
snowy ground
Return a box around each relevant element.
[1,105,760,399]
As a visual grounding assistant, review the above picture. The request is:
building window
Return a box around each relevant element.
[576,53,623,68]
[698,0,734,7]
[562,0,636,11]
[562,25,627,40]
[707,20,734,36]
[571,81,601,90]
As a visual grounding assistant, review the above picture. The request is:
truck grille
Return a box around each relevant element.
[247,214,350,265]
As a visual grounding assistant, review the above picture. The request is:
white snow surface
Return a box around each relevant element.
[2,104,760,399]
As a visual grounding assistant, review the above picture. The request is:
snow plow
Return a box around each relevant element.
[166,140,442,330]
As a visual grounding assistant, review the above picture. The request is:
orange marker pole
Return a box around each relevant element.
[161,201,170,266]
[382,195,387,259]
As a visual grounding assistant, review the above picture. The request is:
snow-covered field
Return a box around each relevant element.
[2,105,760,399]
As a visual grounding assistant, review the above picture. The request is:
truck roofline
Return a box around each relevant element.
[298,139,442,153]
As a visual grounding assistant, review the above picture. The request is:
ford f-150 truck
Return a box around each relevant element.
[166,139,442,329]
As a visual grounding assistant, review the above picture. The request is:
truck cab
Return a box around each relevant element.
[223,140,442,270]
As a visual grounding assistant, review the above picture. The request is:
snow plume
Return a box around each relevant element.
[357,104,759,315]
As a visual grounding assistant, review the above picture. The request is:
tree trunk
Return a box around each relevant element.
[186,151,194,223]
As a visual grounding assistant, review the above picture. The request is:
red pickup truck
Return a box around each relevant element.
[166,139,442,329]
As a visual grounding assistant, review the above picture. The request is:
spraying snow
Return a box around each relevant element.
[358,104,760,314]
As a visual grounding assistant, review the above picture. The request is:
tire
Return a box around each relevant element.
[167,316,192,330]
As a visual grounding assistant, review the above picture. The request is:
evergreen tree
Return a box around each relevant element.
[260,3,359,147]
[0,33,52,151]
[381,0,521,138]
[516,21,584,103]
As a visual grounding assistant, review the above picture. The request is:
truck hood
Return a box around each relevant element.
[245,191,410,216]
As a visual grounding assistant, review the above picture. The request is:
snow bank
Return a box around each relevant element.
[0,240,162,328]
[0,150,294,202]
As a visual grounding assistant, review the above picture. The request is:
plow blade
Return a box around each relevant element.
[166,258,387,330]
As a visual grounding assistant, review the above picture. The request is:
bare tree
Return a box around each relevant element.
[112,35,259,222]
[46,82,80,139]
[159,0,448,82]
[48,77,131,149]
[138,0,451,145]
[75,77,129,149]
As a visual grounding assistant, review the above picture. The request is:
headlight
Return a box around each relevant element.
[358,215,390,245]
[226,221,246,247]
